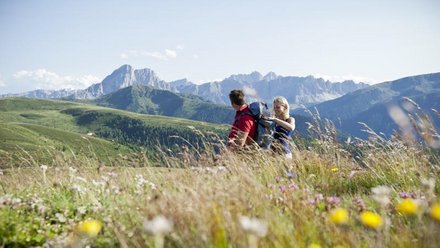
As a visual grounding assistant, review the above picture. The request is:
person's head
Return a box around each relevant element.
[273,96,290,119]
[229,89,246,109]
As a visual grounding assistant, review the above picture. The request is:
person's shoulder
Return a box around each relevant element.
[241,114,255,122]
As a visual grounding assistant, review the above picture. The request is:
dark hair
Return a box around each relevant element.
[229,89,246,105]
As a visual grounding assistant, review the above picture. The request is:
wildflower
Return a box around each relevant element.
[41,165,48,184]
[71,184,86,195]
[77,206,87,215]
[308,244,321,248]
[77,219,102,236]
[279,185,287,193]
[330,167,339,172]
[55,213,67,223]
[421,178,435,193]
[360,211,383,229]
[398,192,411,199]
[143,215,173,235]
[354,196,366,212]
[286,171,296,179]
[239,216,268,237]
[326,196,341,206]
[371,185,391,207]
[430,203,440,222]
[75,176,87,183]
[396,199,419,215]
[69,167,77,174]
[288,183,299,190]
[329,208,349,225]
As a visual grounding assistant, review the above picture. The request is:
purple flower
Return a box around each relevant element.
[304,199,316,205]
[288,183,299,190]
[354,196,366,212]
[279,185,287,193]
[286,171,296,179]
[326,196,341,206]
[399,192,417,199]
[399,192,411,199]
[315,194,324,202]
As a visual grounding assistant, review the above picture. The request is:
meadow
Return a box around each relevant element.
[1,98,440,247]
[1,125,440,248]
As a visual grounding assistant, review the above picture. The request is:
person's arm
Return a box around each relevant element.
[232,115,254,147]
[234,130,249,147]
[271,117,295,131]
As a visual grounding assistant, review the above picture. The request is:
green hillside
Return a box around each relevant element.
[90,84,234,124]
[0,97,229,167]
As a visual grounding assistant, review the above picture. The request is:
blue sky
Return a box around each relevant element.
[1,0,439,94]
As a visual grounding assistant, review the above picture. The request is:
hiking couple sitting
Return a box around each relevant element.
[227,89,295,158]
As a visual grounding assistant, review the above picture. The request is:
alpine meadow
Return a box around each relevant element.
[1,1,440,248]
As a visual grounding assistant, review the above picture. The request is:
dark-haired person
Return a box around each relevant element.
[227,89,257,149]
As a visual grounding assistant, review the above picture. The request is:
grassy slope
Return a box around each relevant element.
[0,97,228,167]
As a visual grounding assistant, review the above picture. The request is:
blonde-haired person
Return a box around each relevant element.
[268,96,295,159]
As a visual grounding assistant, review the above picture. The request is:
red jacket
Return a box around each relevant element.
[228,104,257,145]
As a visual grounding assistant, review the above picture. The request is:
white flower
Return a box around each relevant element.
[421,178,435,192]
[56,213,66,223]
[75,176,87,183]
[77,206,87,215]
[92,180,105,188]
[71,184,86,195]
[40,165,48,171]
[69,167,77,174]
[111,186,120,194]
[371,185,391,207]
[239,216,268,237]
[143,215,173,235]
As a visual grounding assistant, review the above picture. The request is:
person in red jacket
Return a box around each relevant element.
[227,89,257,149]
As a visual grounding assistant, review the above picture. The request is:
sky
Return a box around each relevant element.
[1,0,440,94]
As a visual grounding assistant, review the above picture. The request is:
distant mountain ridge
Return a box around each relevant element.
[1,64,368,108]
[296,72,440,140]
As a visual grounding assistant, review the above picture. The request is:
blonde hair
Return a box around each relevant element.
[273,96,290,120]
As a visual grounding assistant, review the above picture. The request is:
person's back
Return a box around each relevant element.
[227,89,257,149]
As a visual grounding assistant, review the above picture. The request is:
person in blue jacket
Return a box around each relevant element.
[267,96,295,159]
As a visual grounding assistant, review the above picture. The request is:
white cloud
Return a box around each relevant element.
[193,54,199,59]
[176,44,184,50]
[120,48,178,61]
[13,69,101,90]
[165,49,177,59]
[313,74,378,84]
[243,86,258,98]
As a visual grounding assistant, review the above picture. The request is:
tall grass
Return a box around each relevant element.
[1,107,440,247]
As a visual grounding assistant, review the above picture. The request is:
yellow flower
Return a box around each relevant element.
[77,220,102,236]
[331,167,339,172]
[308,244,321,248]
[431,203,440,222]
[329,208,349,225]
[396,199,419,215]
[360,211,383,229]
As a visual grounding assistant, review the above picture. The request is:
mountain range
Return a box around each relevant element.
[2,64,368,109]
[2,65,439,141]
[295,72,440,143]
